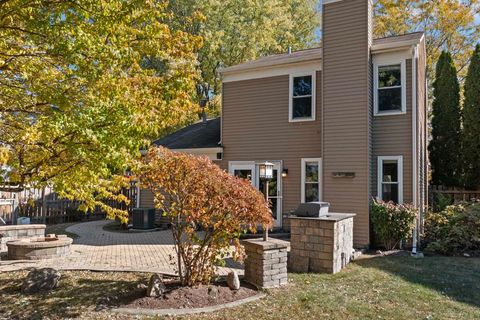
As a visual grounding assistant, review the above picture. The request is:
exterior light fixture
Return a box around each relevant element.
[258,161,274,242]
[281,169,288,178]
[258,161,274,180]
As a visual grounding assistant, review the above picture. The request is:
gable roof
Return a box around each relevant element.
[152,118,221,150]
[218,32,424,75]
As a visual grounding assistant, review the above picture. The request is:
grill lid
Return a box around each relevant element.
[292,202,330,217]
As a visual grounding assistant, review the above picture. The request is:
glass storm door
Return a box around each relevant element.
[229,161,282,227]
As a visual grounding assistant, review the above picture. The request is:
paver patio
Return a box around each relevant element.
[0,220,243,275]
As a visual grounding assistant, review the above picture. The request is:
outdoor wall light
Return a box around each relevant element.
[258,161,274,180]
[282,169,288,178]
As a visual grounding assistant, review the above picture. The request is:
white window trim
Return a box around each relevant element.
[374,59,407,116]
[228,161,256,185]
[289,72,316,122]
[301,158,322,203]
[377,156,403,203]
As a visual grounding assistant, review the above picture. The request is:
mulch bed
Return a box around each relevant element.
[120,280,258,310]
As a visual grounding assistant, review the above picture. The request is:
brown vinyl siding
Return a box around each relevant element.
[219,71,322,218]
[322,0,372,246]
[372,59,413,203]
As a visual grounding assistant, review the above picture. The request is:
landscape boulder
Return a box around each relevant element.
[22,268,61,294]
[146,273,166,297]
[226,271,240,290]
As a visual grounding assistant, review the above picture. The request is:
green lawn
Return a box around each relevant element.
[0,255,479,320]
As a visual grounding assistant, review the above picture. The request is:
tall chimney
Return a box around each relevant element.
[322,0,373,246]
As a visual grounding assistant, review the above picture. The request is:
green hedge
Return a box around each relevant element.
[424,201,480,255]
[371,200,418,250]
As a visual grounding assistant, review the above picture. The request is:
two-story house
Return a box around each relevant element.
[142,0,428,247]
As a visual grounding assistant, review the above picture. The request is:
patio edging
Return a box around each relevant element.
[110,292,267,316]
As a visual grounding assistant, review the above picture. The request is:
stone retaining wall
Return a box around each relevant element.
[289,214,354,274]
[0,224,46,251]
[243,238,289,289]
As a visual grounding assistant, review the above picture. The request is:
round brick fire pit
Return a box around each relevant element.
[7,236,73,260]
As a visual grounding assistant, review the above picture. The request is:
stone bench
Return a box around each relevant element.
[0,224,46,252]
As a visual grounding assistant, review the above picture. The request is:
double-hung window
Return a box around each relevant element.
[301,158,322,203]
[289,72,315,122]
[374,61,406,115]
[377,156,403,203]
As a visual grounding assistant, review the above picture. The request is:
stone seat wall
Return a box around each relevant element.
[0,224,46,252]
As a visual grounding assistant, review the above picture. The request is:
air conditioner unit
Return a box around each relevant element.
[132,208,156,230]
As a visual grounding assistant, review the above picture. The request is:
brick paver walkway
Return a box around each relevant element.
[0,220,242,275]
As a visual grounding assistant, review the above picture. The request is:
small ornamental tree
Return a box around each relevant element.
[371,199,418,250]
[139,147,273,286]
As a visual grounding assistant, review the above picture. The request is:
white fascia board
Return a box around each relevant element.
[323,0,343,4]
[222,61,321,83]
[372,49,412,62]
[323,0,373,5]
[171,147,223,154]
[372,35,424,53]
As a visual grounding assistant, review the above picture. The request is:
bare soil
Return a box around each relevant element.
[121,281,258,310]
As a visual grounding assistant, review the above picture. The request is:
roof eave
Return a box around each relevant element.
[372,34,424,53]
[218,55,323,75]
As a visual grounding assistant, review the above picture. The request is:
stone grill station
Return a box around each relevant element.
[288,202,355,274]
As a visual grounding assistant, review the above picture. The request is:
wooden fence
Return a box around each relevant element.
[430,185,480,203]
[0,181,138,225]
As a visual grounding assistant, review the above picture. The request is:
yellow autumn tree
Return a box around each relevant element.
[0,1,202,221]
[166,0,320,116]
[374,0,480,80]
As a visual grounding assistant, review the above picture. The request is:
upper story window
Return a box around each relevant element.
[377,156,403,204]
[289,72,316,122]
[374,60,406,116]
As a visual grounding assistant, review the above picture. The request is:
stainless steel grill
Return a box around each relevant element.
[291,202,330,218]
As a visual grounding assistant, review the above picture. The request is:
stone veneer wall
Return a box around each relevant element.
[243,238,288,289]
[289,215,354,274]
[0,224,46,252]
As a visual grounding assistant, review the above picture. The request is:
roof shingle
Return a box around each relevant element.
[152,118,221,149]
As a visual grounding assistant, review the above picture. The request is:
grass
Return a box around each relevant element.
[45,222,79,239]
[0,255,479,320]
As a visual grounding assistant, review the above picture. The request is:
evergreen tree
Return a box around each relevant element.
[462,44,480,189]
[429,51,462,187]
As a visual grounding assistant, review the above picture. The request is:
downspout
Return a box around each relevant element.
[411,44,418,255]
[423,40,428,222]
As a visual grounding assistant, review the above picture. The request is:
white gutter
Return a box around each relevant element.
[411,44,419,255]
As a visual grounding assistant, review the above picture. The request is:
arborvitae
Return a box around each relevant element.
[428,51,462,187]
[462,44,480,189]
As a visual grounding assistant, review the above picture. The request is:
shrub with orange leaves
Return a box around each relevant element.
[139,146,273,286]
